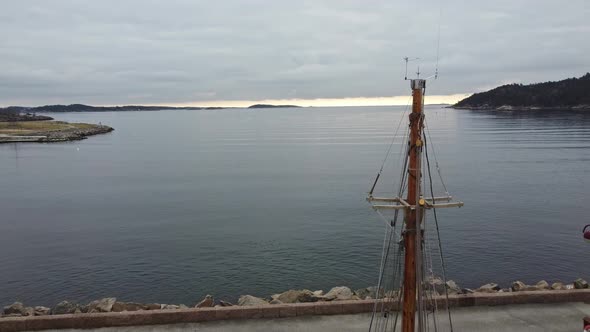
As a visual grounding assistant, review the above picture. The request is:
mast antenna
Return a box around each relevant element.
[434,1,442,79]
[403,57,420,80]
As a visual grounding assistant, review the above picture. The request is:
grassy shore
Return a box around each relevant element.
[0,120,113,143]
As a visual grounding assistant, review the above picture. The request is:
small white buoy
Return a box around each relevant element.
[76,147,80,151]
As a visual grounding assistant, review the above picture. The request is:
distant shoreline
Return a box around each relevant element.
[0,104,462,113]
[452,73,590,110]
[0,104,302,113]
[247,104,301,109]
[451,105,590,111]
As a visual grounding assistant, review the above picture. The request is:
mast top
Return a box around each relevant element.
[410,79,426,90]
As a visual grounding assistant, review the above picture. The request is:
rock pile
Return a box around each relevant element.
[3,302,50,317]
[2,277,588,318]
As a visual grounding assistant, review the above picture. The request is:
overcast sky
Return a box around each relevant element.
[1,0,588,107]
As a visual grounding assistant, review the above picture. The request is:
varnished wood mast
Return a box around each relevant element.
[402,79,425,332]
[366,78,463,331]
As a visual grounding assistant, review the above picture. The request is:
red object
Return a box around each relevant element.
[584,225,590,240]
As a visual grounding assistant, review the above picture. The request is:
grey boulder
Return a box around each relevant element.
[536,280,550,290]
[237,295,269,306]
[53,301,79,315]
[34,306,51,316]
[273,290,318,303]
[3,302,25,316]
[574,278,589,289]
[219,300,233,307]
[446,280,462,294]
[354,286,383,300]
[162,304,180,310]
[87,298,117,313]
[22,307,35,316]
[511,281,526,292]
[551,282,566,290]
[477,283,500,293]
[195,295,214,308]
[323,286,353,301]
[427,277,446,295]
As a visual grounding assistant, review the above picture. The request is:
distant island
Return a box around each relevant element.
[453,73,590,110]
[247,104,301,109]
[0,104,215,113]
[0,103,302,113]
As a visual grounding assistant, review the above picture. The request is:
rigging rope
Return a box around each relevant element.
[423,158,442,332]
[369,221,395,331]
[369,98,413,332]
[424,130,454,332]
[424,119,449,195]
[369,97,412,196]
[372,105,411,230]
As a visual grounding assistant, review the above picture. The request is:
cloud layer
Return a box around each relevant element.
[1,0,588,106]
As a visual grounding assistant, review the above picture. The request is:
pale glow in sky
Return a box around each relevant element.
[159,94,470,108]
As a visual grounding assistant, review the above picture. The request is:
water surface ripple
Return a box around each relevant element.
[0,106,589,306]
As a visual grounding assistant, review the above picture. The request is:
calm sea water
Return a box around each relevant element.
[1,106,589,306]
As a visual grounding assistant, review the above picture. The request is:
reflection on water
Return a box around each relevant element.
[0,106,588,306]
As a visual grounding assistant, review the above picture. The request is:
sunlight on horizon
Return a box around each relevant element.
[157,94,471,108]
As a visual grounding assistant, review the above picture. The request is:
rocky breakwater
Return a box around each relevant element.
[36,123,114,142]
[2,277,588,318]
[0,120,113,143]
[471,277,589,294]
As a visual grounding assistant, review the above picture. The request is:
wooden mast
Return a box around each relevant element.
[367,76,463,331]
[401,79,425,332]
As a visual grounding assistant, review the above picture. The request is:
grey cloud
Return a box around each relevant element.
[0,0,588,105]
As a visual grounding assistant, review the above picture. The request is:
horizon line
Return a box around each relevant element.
[1,94,470,108]
[147,94,470,108]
